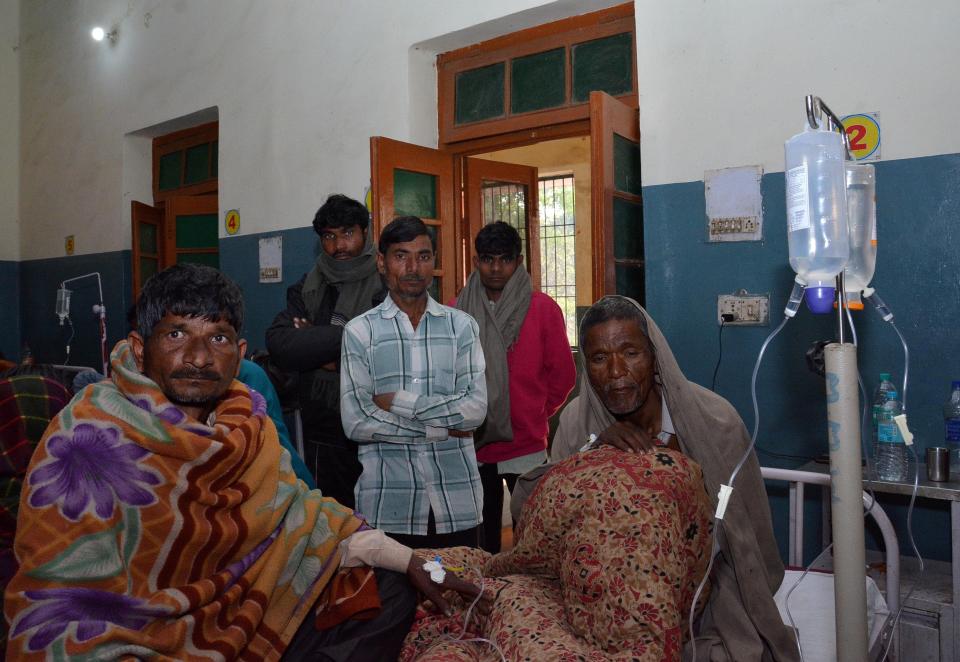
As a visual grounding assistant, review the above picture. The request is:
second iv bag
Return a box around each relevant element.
[784,122,849,313]
[842,163,877,309]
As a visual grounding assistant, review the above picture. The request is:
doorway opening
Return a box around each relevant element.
[130,118,219,297]
[471,136,590,345]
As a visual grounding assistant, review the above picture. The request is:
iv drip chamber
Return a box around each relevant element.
[842,163,877,309]
[784,123,849,313]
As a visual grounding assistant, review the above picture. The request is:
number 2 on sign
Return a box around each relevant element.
[846,124,867,151]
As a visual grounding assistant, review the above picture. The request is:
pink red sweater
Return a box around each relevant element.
[466,291,576,464]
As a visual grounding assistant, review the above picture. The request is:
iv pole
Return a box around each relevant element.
[57,272,109,377]
[807,95,869,662]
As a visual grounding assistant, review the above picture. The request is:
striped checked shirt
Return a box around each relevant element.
[340,294,487,534]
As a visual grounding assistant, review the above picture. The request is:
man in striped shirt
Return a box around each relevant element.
[340,216,487,549]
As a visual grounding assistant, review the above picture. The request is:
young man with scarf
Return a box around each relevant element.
[6,264,486,660]
[267,194,385,507]
[454,222,576,553]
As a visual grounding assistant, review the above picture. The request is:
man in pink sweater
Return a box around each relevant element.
[455,222,576,553]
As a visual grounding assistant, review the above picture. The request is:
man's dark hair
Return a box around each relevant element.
[579,296,649,351]
[135,264,244,340]
[378,216,434,254]
[474,221,522,259]
[312,194,370,235]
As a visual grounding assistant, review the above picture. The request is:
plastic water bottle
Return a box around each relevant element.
[945,381,960,476]
[876,389,907,482]
[784,122,849,313]
[871,373,897,464]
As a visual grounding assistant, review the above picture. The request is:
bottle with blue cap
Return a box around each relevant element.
[876,389,907,482]
[784,120,850,313]
[945,381,960,476]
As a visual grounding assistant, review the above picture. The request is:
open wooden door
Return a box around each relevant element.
[131,201,164,296]
[463,157,541,290]
[164,194,219,269]
[370,137,457,303]
[590,91,643,302]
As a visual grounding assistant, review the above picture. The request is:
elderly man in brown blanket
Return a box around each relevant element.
[400,297,797,661]
[514,295,799,661]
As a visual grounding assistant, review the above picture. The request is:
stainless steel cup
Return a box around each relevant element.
[927,447,950,482]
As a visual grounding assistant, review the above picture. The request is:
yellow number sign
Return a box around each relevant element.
[225,209,240,235]
[841,113,880,161]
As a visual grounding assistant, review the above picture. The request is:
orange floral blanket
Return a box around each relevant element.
[5,341,362,660]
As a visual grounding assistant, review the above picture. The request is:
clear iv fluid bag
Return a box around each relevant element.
[784,125,849,288]
[842,163,877,308]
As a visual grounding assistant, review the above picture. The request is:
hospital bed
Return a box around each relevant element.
[762,467,900,662]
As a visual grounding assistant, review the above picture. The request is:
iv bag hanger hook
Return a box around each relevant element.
[805,94,852,160]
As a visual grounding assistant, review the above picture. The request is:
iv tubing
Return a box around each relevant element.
[688,284,801,658]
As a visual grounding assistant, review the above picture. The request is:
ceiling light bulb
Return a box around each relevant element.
[91,27,105,41]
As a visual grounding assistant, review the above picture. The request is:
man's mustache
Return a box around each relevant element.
[603,379,637,393]
[400,275,424,282]
[170,368,221,381]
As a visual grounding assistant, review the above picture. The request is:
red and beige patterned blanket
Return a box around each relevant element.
[401,446,713,661]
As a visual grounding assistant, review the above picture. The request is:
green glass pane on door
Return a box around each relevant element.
[394,170,437,218]
[175,213,218,249]
[138,223,157,254]
[455,63,505,124]
[511,48,565,114]
[613,134,642,196]
[572,32,633,102]
[615,264,645,304]
[613,197,643,260]
[211,140,218,177]
[158,152,182,190]
[177,252,219,268]
[140,257,158,281]
[184,143,210,185]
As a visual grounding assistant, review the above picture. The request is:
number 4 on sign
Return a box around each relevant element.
[841,113,881,162]
[225,210,241,235]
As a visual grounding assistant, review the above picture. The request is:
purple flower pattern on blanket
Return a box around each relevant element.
[29,423,160,520]
[11,588,169,651]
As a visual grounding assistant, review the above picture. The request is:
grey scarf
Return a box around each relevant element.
[456,265,531,449]
[302,231,381,323]
[302,232,382,409]
[513,296,799,662]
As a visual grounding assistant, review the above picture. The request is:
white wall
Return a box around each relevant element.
[0,0,18,261]
[18,0,621,260]
[634,0,960,186]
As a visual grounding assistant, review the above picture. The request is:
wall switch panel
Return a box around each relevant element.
[717,291,769,326]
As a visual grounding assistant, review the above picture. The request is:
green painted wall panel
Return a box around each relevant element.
[394,170,438,218]
[614,134,642,196]
[572,32,633,103]
[176,252,219,268]
[138,223,157,254]
[511,48,565,114]
[614,264,644,304]
[158,152,182,190]
[184,143,211,185]
[175,213,218,249]
[455,63,505,124]
[613,197,643,260]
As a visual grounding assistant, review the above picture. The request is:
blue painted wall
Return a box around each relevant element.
[18,251,133,372]
[643,152,960,563]
[0,260,21,362]
[218,226,321,353]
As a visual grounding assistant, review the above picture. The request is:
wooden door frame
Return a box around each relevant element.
[463,157,541,290]
[590,91,641,297]
[370,137,458,303]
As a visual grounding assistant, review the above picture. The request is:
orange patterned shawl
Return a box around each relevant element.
[5,340,362,660]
